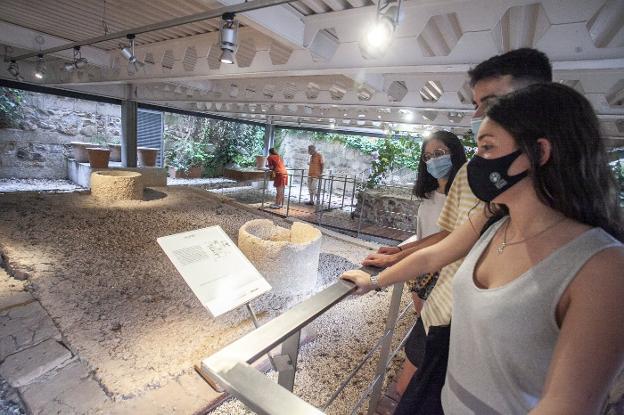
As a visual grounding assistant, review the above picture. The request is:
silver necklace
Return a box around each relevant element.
[497,217,566,254]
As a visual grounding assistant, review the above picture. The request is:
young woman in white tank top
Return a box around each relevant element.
[342,83,624,414]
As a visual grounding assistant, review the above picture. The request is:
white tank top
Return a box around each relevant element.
[441,217,622,414]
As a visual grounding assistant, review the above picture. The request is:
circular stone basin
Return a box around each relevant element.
[90,170,144,200]
[238,219,322,296]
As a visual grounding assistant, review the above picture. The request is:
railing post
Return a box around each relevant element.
[341,175,348,209]
[261,170,267,209]
[350,176,357,214]
[285,172,292,218]
[367,282,405,415]
[357,190,365,239]
[327,175,334,211]
[299,169,304,204]
[276,330,301,392]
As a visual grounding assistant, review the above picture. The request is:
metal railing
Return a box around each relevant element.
[201,274,417,415]
[256,169,417,241]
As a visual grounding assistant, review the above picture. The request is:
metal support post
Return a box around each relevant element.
[276,330,301,392]
[356,191,365,239]
[121,99,138,167]
[341,176,348,209]
[285,172,292,218]
[327,175,334,211]
[298,169,304,204]
[366,282,405,415]
[261,171,267,210]
[350,176,357,214]
[245,303,277,371]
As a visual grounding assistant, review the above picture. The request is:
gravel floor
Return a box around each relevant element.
[0,186,414,412]
[0,178,85,193]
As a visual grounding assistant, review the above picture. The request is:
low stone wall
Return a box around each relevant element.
[354,189,421,233]
[238,219,322,296]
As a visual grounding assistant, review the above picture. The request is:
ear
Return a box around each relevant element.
[536,138,552,166]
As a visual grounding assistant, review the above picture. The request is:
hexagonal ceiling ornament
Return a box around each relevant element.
[457,81,473,105]
[420,80,444,103]
[269,41,293,65]
[586,0,624,48]
[387,81,408,102]
[606,79,624,107]
[207,43,222,70]
[417,12,463,57]
[492,3,551,53]
[236,38,257,68]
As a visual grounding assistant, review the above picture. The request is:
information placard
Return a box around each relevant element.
[157,226,271,317]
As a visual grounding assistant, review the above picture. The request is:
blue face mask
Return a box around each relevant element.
[471,117,483,137]
[426,154,453,179]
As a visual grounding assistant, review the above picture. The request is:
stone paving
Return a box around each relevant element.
[0,265,225,414]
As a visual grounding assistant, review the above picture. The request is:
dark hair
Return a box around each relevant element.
[485,82,623,241]
[468,48,552,87]
[269,148,277,155]
[413,131,467,199]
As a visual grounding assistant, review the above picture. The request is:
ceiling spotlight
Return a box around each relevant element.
[400,109,414,121]
[34,54,46,80]
[360,0,402,59]
[219,12,239,64]
[120,34,145,74]
[7,60,24,82]
[63,46,88,72]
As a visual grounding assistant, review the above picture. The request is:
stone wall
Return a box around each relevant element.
[0,91,121,179]
[355,189,421,232]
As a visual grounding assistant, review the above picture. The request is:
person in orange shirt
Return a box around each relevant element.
[266,148,288,209]
[306,145,324,205]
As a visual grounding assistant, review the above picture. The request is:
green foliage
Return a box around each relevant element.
[164,115,265,176]
[462,129,477,159]
[166,139,211,173]
[0,88,23,128]
[610,159,624,205]
[365,133,422,188]
[201,119,265,172]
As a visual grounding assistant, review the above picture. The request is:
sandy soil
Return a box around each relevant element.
[0,186,414,408]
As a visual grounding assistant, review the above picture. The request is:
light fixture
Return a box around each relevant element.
[34,54,46,80]
[219,12,239,64]
[63,46,88,72]
[360,0,402,59]
[400,109,414,122]
[120,34,144,74]
[7,60,24,82]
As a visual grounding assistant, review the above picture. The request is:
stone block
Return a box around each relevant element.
[0,302,61,361]
[20,359,109,415]
[0,339,72,387]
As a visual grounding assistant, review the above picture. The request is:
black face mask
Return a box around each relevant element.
[467,149,528,202]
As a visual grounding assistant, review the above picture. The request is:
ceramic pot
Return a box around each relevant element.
[70,142,91,163]
[138,147,158,167]
[108,144,121,162]
[87,148,111,169]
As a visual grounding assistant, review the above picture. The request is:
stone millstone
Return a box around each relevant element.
[238,219,322,296]
[90,170,143,200]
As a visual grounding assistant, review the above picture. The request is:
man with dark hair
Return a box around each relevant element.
[468,47,553,87]
[353,48,553,415]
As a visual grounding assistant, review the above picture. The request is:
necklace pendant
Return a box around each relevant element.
[497,243,506,254]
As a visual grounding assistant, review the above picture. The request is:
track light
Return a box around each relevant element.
[7,60,24,82]
[63,46,88,72]
[219,12,239,64]
[34,54,46,80]
[360,0,402,59]
[120,34,145,74]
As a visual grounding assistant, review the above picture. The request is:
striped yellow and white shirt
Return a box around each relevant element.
[420,163,482,332]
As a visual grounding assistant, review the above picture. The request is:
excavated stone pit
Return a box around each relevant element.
[238,219,322,296]
[90,170,143,200]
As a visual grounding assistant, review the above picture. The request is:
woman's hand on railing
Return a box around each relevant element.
[340,270,374,295]
[377,246,400,255]
[362,253,398,268]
